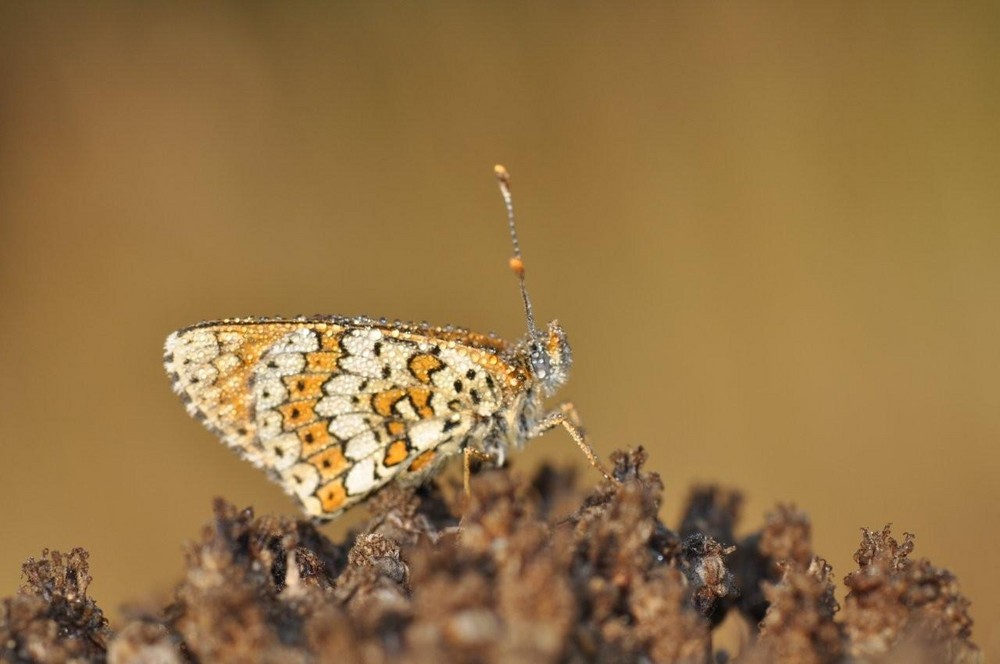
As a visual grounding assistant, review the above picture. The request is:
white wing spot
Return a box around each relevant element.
[280,462,320,498]
[329,413,369,439]
[345,457,376,495]
[253,375,287,410]
[409,420,446,450]
[324,374,365,395]
[268,351,306,374]
[345,430,378,460]
[273,328,320,354]
[261,433,301,471]
[315,395,356,418]
[257,410,283,440]
[339,355,382,378]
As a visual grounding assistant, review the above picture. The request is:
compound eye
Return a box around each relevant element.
[529,343,549,379]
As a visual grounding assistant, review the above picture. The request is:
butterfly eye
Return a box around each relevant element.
[531,321,571,396]
[528,341,549,380]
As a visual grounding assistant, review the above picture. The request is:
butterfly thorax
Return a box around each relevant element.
[482,319,572,461]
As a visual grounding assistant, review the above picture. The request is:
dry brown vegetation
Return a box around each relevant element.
[0,449,980,663]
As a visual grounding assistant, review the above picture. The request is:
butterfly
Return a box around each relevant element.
[163,166,610,520]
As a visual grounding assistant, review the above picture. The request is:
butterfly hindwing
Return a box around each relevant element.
[165,318,515,519]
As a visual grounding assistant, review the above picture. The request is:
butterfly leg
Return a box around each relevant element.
[536,402,616,483]
[463,447,498,496]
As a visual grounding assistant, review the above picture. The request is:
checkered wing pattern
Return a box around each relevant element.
[164,318,526,519]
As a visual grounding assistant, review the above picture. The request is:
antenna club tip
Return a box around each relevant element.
[508,256,525,277]
[494,164,510,184]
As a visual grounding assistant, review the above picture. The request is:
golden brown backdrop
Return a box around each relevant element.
[1,1,997,653]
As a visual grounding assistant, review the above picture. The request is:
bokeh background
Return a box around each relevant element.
[1,1,997,654]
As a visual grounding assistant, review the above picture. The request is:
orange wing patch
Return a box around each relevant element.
[319,332,342,351]
[283,374,327,400]
[297,421,334,456]
[409,450,437,473]
[306,351,340,373]
[309,445,349,481]
[407,387,434,419]
[383,440,409,467]
[278,400,318,430]
[372,388,407,417]
[318,479,347,512]
[408,353,443,384]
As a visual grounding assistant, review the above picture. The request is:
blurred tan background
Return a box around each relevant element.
[1,1,997,653]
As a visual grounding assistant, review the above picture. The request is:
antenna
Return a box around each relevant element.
[494,165,539,339]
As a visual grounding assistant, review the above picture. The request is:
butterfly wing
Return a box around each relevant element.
[164,318,523,519]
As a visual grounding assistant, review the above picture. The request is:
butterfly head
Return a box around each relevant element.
[493,166,572,396]
[529,320,572,396]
